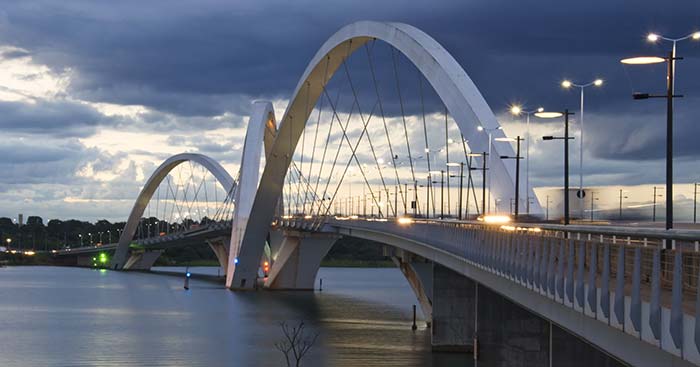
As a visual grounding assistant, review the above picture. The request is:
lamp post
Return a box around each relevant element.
[496,136,524,218]
[538,109,575,225]
[621,53,683,230]
[652,186,664,222]
[510,106,543,214]
[695,183,698,224]
[468,152,488,216]
[646,31,700,92]
[619,190,629,220]
[589,192,599,221]
[430,170,445,219]
[561,78,604,218]
[447,162,465,220]
[78,234,83,247]
[477,125,503,213]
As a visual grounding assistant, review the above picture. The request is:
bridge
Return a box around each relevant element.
[51,21,700,366]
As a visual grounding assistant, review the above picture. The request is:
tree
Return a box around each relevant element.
[274,321,318,367]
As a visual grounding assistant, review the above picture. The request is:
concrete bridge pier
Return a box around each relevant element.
[389,248,434,328]
[430,264,625,366]
[264,231,339,290]
[206,236,230,273]
[123,250,164,270]
[432,264,475,352]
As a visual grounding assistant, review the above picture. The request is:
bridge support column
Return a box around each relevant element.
[431,264,475,352]
[390,249,433,327]
[264,231,338,290]
[123,250,164,270]
[206,236,230,274]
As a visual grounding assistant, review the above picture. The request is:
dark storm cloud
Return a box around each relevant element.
[0,99,107,137]
[0,0,698,168]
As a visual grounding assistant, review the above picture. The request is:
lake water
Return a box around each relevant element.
[0,266,469,366]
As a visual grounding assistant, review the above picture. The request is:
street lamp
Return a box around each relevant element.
[511,105,543,214]
[496,136,524,218]
[447,162,465,220]
[652,186,664,222]
[619,190,629,220]
[430,170,445,219]
[621,53,683,230]
[78,234,83,247]
[5,238,11,249]
[468,152,489,216]
[538,109,575,225]
[646,31,700,92]
[561,78,603,218]
[589,191,599,221]
[695,183,699,224]
[477,125,503,213]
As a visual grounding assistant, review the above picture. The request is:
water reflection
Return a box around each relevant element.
[0,266,470,366]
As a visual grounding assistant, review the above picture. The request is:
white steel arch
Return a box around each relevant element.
[227,20,541,289]
[111,153,235,269]
[112,100,278,271]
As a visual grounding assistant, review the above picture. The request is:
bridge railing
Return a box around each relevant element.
[277,215,700,363]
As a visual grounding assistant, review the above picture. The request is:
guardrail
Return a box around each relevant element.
[277,215,700,364]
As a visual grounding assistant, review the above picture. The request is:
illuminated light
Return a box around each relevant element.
[304,215,313,219]
[99,269,107,274]
[537,107,544,113]
[494,137,516,142]
[594,79,603,87]
[561,80,572,88]
[510,105,522,115]
[263,261,269,267]
[647,33,659,42]
[529,227,542,233]
[281,215,293,219]
[478,215,511,224]
[92,257,97,261]
[186,272,191,278]
[349,215,359,219]
[99,253,108,264]
[377,158,385,164]
[693,32,700,40]
[234,257,239,264]
[424,148,430,153]
[10,250,17,254]
[24,251,36,256]
[500,225,516,231]
[51,250,57,254]
[620,56,665,65]
[397,217,414,225]
[534,111,564,119]
[477,126,484,131]
[446,162,461,167]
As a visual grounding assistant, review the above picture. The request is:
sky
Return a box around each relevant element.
[0,0,699,222]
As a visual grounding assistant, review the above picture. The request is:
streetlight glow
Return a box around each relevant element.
[534,111,564,118]
[620,56,666,65]
[477,126,484,131]
[561,80,572,88]
[510,105,522,115]
[594,79,604,86]
[693,32,700,40]
[647,33,660,42]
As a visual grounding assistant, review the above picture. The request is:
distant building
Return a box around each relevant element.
[17,214,23,227]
